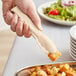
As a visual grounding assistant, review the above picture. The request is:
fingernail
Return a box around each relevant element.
[38,20,43,30]
[39,25,43,31]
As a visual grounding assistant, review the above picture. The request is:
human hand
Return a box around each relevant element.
[2,0,42,37]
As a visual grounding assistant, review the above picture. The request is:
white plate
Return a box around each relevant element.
[38,1,76,26]
[71,45,76,53]
[70,37,76,44]
[70,49,76,56]
[70,46,76,54]
[70,51,76,60]
[71,40,76,46]
[70,53,76,60]
[70,25,76,40]
[71,42,76,49]
[70,52,76,58]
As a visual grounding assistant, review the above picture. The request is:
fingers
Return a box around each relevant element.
[11,13,18,32]
[2,0,31,38]
[11,16,31,37]
[15,18,24,36]
[23,23,31,38]
[2,0,13,24]
[3,11,13,25]
[27,6,43,31]
[2,0,13,16]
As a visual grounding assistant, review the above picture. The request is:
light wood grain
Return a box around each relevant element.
[0,30,16,76]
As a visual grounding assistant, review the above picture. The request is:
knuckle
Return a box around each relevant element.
[24,33,31,38]
[10,26,15,32]
[16,26,21,32]
[16,31,23,37]
[3,15,9,25]
[16,27,23,36]
[11,20,17,26]
[17,34,23,37]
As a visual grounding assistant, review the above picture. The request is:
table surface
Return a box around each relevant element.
[3,0,75,76]
[0,30,16,76]
[0,1,16,76]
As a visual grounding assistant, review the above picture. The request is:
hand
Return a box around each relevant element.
[2,0,42,38]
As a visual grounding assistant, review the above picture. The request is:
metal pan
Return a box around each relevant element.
[15,61,76,76]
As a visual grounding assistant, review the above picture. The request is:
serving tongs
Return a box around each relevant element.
[11,6,61,61]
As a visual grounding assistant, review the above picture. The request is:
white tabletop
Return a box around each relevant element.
[3,0,75,76]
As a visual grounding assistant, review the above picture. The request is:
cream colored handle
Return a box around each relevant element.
[11,6,58,54]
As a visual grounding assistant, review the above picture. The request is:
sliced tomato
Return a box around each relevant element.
[48,9,59,15]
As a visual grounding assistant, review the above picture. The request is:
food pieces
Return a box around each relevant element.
[16,70,31,76]
[31,72,36,76]
[43,0,76,21]
[37,70,47,76]
[66,71,76,76]
[59,64,76,76]
[61,0,76,7]
[56,72,66,76]
[16,64,76,76]
[46,67,59,75]
[48,10,59,15]
[59,64,70,72]
[48,51,61,61]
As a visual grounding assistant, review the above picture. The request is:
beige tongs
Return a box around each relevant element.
[11,6,61,61]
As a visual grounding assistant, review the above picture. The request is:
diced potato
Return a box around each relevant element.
[31,72,36,76]
[30,68,35,73]
[36,66,41,71]
[61,72,66,76]
[46,68,52,75]
[69,68,73,72]
[17,70,31,76]
[52,67,59,73]
[66,71,76,76]
[46,67,59,75]
[48,51,61,61]
[43,65,51,69]
[55,72,66,76]
[55,73,62,76]
[48,75,54,76]
[59,64,70,72]
[37,70,47,76]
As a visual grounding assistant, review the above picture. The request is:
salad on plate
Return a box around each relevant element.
[43,0,76,21]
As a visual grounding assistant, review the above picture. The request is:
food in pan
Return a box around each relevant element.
[16,63,76,76]
[43,0,76,21]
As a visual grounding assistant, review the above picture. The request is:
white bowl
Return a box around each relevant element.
[38,1,76,26]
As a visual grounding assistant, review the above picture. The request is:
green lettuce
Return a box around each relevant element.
[66,6,76,17]
[43,0,76,21]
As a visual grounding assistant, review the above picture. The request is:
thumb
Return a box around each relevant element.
[2,0,13,24]
[27,8,43,31]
